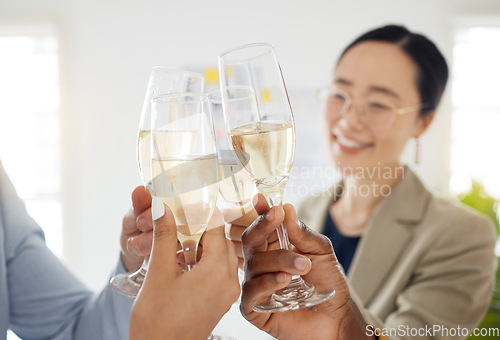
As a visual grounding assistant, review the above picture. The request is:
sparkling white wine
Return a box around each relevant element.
[219,162,256,207]
[151,130,197,158]
[230,121,294,190]
[138,129,197,185]
[151,153,219,244]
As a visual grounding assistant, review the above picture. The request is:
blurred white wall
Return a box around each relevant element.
[0,0,499,299]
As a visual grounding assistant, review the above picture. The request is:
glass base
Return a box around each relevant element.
[110,268,146,298]
[253,277,335,313]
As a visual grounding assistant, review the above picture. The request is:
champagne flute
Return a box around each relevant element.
[110,67,204,298]
[209,88,258,290]
[209,88,257,221]
[218,43,336,312]
[152,93,235,340]
[150,92,219,271]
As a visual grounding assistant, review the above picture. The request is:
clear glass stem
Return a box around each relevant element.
[266,190,300,279]
[182,239,199,271]
[110,256,150,298]
[265,189,292,251]
[137,256,150,275]
[128,258,149,285]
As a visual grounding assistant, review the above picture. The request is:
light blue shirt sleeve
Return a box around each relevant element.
[1,162,134,339]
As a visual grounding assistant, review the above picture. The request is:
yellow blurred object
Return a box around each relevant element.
[261,88,272,103]
[204,68,218,84]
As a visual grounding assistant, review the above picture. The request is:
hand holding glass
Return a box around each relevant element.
[151,93,234,340]
[218,43,336,312]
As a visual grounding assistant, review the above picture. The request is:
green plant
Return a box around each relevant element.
[458,180,499,236]
[458,181,500,339]
[467,257,500,339]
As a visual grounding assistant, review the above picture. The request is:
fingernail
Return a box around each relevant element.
[127,238,137,254]
[136,215,144,230]
[295,256,309,271]
[265,209,275,222]
[276,272,287,283]
[297,219,306,230]
[152,197,165,220]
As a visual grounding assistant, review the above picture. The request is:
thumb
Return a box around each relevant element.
[283,203,333,255]
[148,196,179,279]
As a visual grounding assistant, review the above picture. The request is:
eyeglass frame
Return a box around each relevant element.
[317,86,428,128]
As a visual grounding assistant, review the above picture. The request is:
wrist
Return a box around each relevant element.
[336,297,376,339]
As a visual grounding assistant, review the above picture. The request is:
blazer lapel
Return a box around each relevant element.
[347,205,412,306]
[347,167,431,306]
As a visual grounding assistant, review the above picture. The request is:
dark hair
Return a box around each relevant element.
[339,25,449,118]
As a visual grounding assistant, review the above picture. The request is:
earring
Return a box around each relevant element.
[414,138,420,165]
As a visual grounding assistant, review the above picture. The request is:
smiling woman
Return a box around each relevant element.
[231,25,498,340]
[298,25,497,338]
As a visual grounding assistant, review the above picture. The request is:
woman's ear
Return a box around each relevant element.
[415,111,435,138]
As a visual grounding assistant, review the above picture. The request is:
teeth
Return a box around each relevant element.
[336,135,364,148]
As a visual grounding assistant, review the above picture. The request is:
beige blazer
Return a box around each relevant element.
[297,168,497,339]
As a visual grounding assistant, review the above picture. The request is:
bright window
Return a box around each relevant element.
[450,27,500,198]
[0,35,62,260]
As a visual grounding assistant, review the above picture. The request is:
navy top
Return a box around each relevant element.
[323,214,361,274]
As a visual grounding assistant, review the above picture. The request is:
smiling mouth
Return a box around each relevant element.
[334,134,374,149]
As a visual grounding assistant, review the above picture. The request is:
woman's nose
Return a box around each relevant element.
[339,102,366,130]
